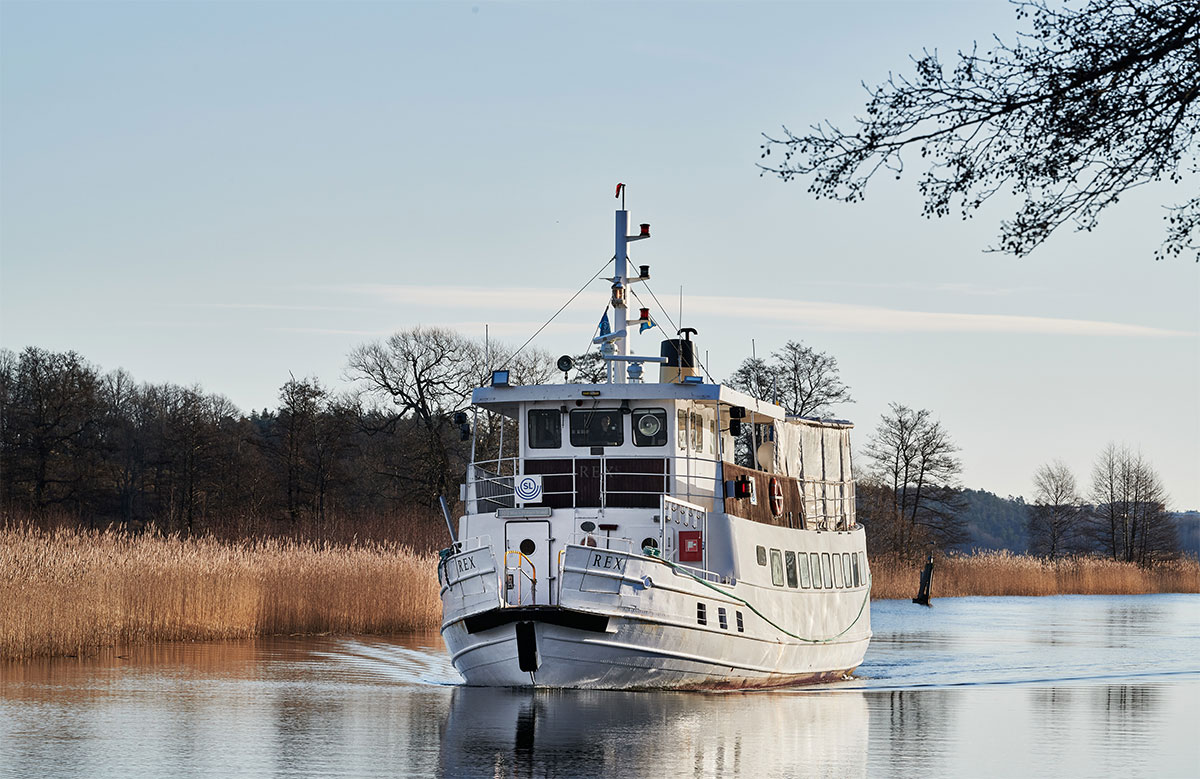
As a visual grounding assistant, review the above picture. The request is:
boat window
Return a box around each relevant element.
[769,549,784,587]
[756,545,767,566]
[696,602,707,626]
[822,553,834,588]
[569,409,623,447]
[843,553,853,587]
[718,607,728,630]
[677,410,688,450]
[810,552,823,588]
[799,553,812,588]
[736,611,744,633]
[527,409,562,449]
[859,552,868,585]
[833,553,844,587]
[708,418,717,454]
[631,408,668,447]
[690,412,704,451]
[784,551,798,588]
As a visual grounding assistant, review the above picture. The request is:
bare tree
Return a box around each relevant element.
[761,0,1200,260]
[772,341,853,418]
[1088,443,1177,564]
[863,403,967,556]
[727,341,852,417]
[1028,460,1085,559]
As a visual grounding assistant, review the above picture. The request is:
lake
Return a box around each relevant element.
[2,595,1197,778]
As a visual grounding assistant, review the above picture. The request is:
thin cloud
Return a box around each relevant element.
[332,284,1193,338]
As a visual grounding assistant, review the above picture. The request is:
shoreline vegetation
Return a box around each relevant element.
[2,525,1196,662]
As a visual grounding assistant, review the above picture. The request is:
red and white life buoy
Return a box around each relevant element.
[769,477,784,517]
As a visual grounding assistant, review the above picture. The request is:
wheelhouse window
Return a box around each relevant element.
[822,553,834,588]
[527,409,562,449]
[810,552,823,588]
[569,409,623,447]
[769,549,785,587]
[632,408,667,447]
[784,551,798,588]
[690,412,704,452]
[677,410,688,451]
[799,553,812,588]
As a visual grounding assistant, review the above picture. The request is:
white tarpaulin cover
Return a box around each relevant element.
[774,419,854,528]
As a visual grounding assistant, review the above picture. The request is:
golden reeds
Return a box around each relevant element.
[869,551,1200,600]
[0,526,441,661]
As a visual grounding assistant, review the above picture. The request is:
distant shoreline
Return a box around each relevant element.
[3,527,1196,662]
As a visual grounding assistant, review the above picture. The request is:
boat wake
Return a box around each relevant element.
[310,639,463,687]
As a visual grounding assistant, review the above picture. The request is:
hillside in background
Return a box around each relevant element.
[959,488,1030,553]
[1177,511,1200,558]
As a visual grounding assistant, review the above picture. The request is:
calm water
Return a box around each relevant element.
[2,595,1197,778]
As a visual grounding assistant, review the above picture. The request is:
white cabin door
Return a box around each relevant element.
[504,520,552,606]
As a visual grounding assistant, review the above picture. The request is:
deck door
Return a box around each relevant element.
[504,520,552,605]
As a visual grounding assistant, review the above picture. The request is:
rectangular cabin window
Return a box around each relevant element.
[822,553,835,588]
[631,408,668,447]
[859,552,868,586]
[708,419,717,454]
[718,607,728,630]
[811,552,823,588]
[527,409,562,449]
[736,611,744,632]
[696,602,707,626]
[843,553,853,587]
[832,553,844,588]
[690,412,704,452]
[784,551,798,588]
[769,549,785,587]
[756,545,767,566]
[799,552,812,588]
[677,410,688,451]
[569,409,623,447]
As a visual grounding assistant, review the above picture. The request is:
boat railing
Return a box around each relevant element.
[465,454,722,514]
[504,550,537,606]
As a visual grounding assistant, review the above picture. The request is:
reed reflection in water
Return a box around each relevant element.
[1,595,1197,778]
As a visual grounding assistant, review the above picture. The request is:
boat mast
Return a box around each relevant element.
[613,206,629,384]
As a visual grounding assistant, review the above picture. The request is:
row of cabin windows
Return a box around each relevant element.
[528,408,668,449]
[697,603,744,632]
[755,545,867,590]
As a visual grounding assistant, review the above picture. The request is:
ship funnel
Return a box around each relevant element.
[659,328,699,383]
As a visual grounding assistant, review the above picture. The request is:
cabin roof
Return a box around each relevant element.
[472,381,785,418]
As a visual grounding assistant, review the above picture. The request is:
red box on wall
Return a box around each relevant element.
[679,531,703,562]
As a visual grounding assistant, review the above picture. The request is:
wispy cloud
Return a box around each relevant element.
[332,284,1194,338]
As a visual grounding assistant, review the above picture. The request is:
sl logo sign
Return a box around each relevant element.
[515,475,543,505]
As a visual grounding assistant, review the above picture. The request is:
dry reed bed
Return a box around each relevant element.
[870,551,1200,600]
[1,527,440,661]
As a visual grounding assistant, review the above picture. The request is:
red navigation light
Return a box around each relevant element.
[639,307,650,322]
[639,223,650,236]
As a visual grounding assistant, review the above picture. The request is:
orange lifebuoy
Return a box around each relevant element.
[769,477,784,517]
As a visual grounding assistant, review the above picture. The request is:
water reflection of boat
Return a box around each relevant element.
[438,196,871,689]
[439,686,869,777]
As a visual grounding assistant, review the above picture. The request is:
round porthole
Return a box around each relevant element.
[580,521,597,532]
[519,538,536,556]
[641,537,659,552]
[637,414,662,436]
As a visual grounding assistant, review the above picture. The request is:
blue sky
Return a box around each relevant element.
[2,1,1197,508]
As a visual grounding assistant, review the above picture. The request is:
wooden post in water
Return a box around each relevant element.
[913,554,934,606]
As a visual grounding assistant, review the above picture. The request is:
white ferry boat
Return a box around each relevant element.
[438,200,871,689]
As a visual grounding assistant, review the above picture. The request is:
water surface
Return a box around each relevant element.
[2,594,1197,777]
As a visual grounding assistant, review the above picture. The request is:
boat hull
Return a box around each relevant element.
[440,542,871,690]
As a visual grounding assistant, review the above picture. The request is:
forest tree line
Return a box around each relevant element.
[1,332,1185,563]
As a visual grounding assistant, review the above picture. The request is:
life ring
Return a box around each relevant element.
[769,477,784,517]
